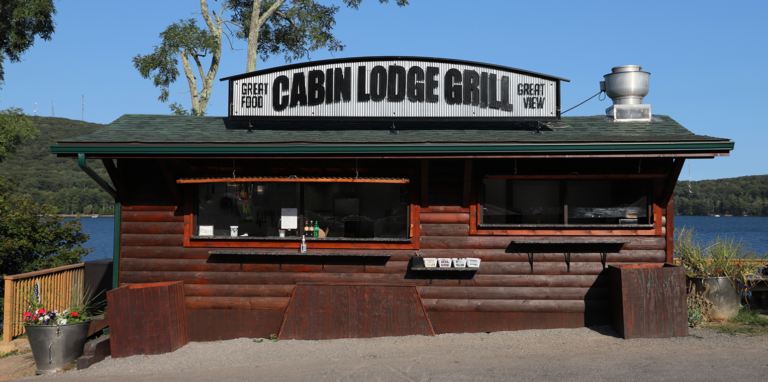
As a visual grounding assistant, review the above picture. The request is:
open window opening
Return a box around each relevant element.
[191,179,410,240]
[479,178,651,227]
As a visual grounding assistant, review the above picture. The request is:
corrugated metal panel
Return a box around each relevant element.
[232,59,557,119]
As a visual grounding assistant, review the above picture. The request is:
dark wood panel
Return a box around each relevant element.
[122,222,184,235]
[417,286,609,300]
[420,213,469,224]
[279,284,433,340]
[185,296,290,310]
[422,299,609,313]
[420,236,666,250]
[420,224,470,236]
[427,312,610,334]
[186,309,285,341]
[121,270,607,288]
[609,264,687,339]
[121,234,184,247]
[184,284,295,297]
[122,210,184,222]
[107,281,188,358]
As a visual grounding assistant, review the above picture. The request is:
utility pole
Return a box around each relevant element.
[82,95,84,121]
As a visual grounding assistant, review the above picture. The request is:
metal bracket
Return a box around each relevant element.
[77,153,118,201]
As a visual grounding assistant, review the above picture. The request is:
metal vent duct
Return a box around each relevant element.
[602,65,652,122]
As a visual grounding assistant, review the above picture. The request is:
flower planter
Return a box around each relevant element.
[26,321,91,374]
[688,277,740,320]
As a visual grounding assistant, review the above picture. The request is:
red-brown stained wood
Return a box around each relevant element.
[120,270,607,288]
[417,286,609,300]
[278,284,433,340]
[420,224,469,236]
[420,213,469,224]
[418,249,665,263]
[423,206,469,213]
[608,263,687,339]
[185,296,289,310]
[122,234,184,247]
[122,211,184,222]
[184,284,295,297]
[422,299,609,313]
[186,309,285,341]
[122,222,183,235]
[666,198,675,263]
[107,281,188,358]
[420,236,665,249]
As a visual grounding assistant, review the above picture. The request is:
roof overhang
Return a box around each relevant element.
[52,141,734,157]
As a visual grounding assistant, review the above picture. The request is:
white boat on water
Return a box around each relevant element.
[714,215,720,217]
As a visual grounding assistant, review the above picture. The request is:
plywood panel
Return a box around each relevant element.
[279,284,433,340]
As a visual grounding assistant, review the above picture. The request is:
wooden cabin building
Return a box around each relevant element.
[53,58,733,341]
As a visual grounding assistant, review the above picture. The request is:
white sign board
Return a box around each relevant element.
[225,57,565,121]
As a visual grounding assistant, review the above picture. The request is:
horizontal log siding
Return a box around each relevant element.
[119,158,670,338]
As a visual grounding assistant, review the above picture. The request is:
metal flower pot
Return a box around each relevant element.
[688,277,740,320]
[25,321,90,374]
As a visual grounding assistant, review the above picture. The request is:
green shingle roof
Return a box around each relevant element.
[52,114,733,155]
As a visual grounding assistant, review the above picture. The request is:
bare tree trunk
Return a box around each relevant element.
[179,53,201,114]
[246,0,262,72]
[247,0,288,72]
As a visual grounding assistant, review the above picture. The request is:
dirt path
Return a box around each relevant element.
[10,326,768,382]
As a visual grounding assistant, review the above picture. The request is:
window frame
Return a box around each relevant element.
[475,174,661,234]
[182,176,419,249]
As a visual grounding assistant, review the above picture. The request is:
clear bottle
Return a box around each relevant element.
[313,220,319,238]
[300,235,307,253]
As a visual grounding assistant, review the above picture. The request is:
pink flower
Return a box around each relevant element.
[71,312,78,317]
[23,312,31,317]
[36,308,46,315]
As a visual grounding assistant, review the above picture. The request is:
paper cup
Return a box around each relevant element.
[230,226,239,237]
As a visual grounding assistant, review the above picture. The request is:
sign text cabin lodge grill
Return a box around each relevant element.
[53,57,733,341]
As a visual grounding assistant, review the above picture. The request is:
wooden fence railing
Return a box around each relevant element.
[2,263,85,342]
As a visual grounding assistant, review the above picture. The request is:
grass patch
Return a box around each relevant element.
[0,349,31,359]
[704,306,768,336]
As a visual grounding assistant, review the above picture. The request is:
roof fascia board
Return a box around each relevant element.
[51,141,734,155]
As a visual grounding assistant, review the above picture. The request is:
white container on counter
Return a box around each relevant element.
[466,258,481,268]
[453,258,467,268]
[438,258,452,268]
[423,258,437,268]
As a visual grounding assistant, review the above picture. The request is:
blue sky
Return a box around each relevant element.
[1,0,765,181]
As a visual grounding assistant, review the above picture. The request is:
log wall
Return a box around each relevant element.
[116,158,676,340]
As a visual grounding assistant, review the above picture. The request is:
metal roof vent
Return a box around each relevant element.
[601,65,651,122]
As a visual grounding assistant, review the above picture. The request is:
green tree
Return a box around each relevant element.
[231,0,409,72]
[133,1,229,116]
[0,108,38,162]
[0,177,91,276]
[0,0,56,85]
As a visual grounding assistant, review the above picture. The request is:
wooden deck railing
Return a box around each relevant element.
[2,263,85,342]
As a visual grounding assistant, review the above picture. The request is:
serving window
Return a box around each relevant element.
[479,178,651,227]
[187,178,410,240]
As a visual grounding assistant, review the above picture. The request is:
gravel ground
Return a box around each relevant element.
[18,326,768,382]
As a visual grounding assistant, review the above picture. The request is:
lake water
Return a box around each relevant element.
[74,216,768,262]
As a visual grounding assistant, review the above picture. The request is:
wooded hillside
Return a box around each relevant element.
[674,175,768,216]
[0,116,113,214]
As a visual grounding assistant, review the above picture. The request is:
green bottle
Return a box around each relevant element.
[313,220,319,238]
